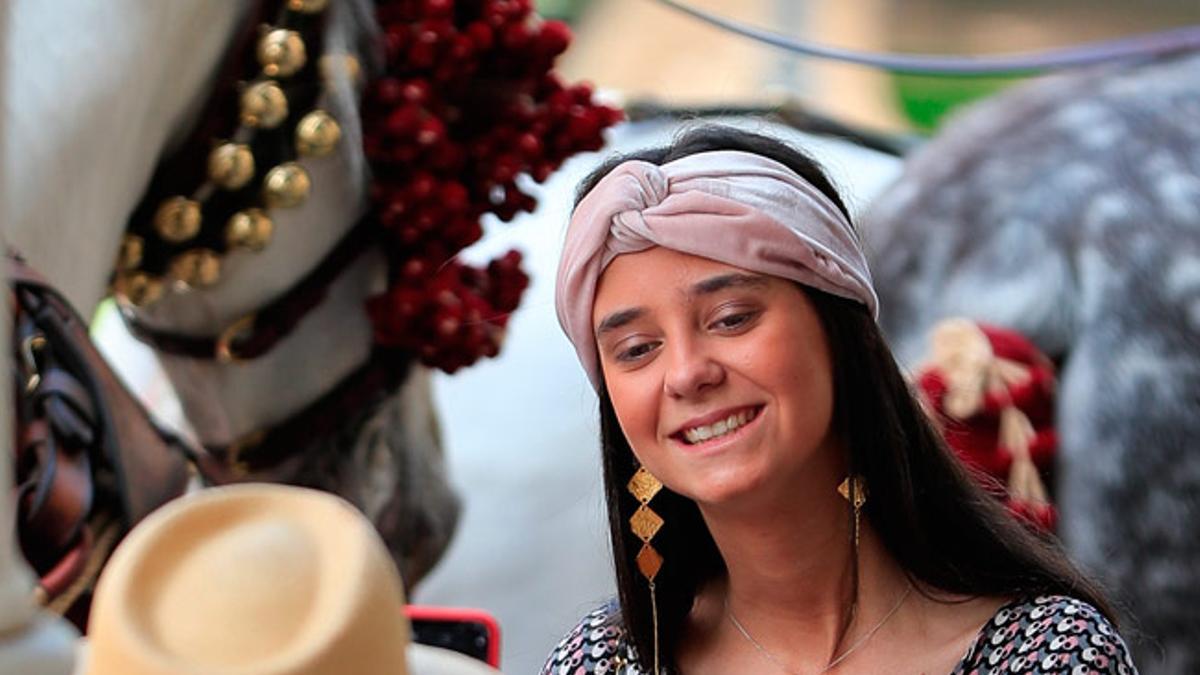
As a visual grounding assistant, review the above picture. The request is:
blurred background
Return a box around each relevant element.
[550,0,1200,132]
[89,1,1200,673]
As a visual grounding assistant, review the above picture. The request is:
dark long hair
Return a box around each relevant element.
[577,125,1115,673]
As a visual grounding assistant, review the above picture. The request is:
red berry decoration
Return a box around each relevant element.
[366,253,530,374]
[360,0,621,373]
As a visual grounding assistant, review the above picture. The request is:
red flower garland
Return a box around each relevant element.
[361,0,622,372]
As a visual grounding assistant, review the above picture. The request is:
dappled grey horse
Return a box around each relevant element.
[865,52,1200,673]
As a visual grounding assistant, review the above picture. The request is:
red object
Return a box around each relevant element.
[916,321,1059,531]
[361,0,623,373]
[1008,499,1058,532]
[918,368,1057,478]
[405,604,502,668]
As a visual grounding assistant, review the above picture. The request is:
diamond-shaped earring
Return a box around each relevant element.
[627,466,664,580]
[627,465,664,673]
[838,475,868,550]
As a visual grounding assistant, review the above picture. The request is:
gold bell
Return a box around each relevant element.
[258,29,307,78]
[168,249,222,288]
[287,0,329,13]
[240,81,288,129]
[208,142,256,190]
[113,272,164,306]
[295,110,341,157]
[116,234,144,272]
[153,197,202,243]
[226,209,274,251]
[263,163,311,208]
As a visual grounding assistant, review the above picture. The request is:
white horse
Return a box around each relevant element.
[0,1,454,670]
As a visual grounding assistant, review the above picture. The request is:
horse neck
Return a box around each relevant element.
[1,0,252,315]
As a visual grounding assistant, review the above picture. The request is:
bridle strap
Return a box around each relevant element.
[121,212,410,483]
[9,252,193,618]
[121,215,378,362]
[196,349,412,482]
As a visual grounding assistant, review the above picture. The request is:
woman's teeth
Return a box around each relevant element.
[683,409,755,445]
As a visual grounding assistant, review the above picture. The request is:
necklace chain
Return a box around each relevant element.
[725,583,913,675]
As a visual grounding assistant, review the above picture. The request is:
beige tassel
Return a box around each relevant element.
[1000,406,1049,505]
[924,318,1050,508]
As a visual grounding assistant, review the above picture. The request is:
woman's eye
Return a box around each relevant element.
[617,341,659,362]
[711,311,757,331]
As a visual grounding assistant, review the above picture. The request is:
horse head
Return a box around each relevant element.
[3,0,554,588]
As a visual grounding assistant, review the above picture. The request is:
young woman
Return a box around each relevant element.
[542,126,1136,674]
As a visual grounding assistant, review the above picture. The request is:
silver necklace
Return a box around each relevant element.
[725,583,913,674]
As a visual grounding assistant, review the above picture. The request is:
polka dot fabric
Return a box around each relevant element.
[541,601,628,675]
[541,595,1136,674]
[954,595,1136,675]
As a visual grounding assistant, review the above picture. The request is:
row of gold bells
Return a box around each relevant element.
[113,0,349,307]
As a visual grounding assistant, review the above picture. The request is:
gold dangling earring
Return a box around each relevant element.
[838,475,868,550]
[628,465,664,674]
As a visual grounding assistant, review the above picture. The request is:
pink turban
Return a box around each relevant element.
[555,149,878,391]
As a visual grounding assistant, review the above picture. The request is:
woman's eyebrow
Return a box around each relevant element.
[690,273,768,297]
[594,274,764,336]
[595,308,645,337]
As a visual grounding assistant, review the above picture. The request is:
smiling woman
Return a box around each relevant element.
[541,126,1137,674]
[593,251,838,509]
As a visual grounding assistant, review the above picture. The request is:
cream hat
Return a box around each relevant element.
[80,483,499,675]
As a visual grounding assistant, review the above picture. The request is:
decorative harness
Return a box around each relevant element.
[10,0,611,619]
[113,0,389,482]
[10,254,191,618]
[110,0,617,479]
[6,0,368,611]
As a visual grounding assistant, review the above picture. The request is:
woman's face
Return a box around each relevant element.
[593,247,838,506]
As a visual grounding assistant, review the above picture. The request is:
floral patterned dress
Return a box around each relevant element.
[541,594,1137,674]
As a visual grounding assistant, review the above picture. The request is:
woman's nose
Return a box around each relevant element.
[663,338,725,398]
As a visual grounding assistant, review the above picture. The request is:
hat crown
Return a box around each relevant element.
[140,518,320,664]
[86,484,410,675]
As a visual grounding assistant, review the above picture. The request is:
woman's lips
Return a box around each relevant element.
[670,405,764,448]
